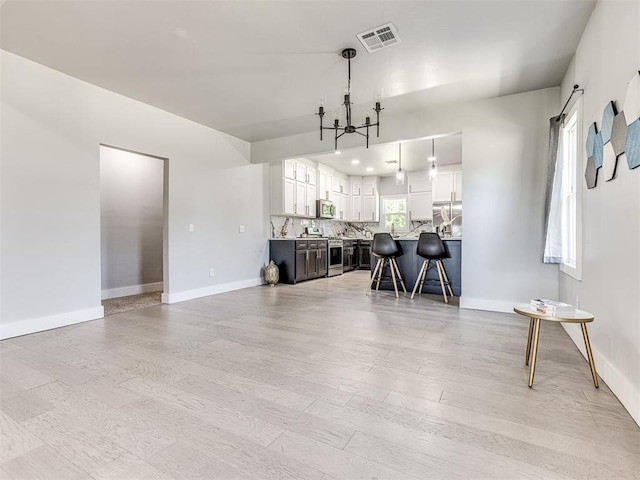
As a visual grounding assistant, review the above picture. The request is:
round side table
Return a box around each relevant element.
[513,303,599,388]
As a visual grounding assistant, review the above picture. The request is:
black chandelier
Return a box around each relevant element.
[316,48,383,150]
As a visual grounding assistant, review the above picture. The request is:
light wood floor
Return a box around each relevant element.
[1,271,639,479]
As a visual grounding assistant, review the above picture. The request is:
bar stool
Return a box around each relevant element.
[411,232,454,303]
[369,233,407,297]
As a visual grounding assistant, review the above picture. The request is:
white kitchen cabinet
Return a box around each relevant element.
[283,177,296,215]
[453,169,462,201]
[432,165,462,202]
[318,166,333,201]
[334,192,347,220]
[408,191,433,221]
[362,195,378,222]
[350,176,362,196]
[362,176,378,196]
[350,195,362,222]
[407,171,431,193]
[271,159,317,217]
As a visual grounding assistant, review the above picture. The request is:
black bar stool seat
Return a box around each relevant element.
[411,232,454,303]
[369,233,407,297]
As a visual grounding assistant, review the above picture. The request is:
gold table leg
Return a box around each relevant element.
[528,318,541,387]
[581,323,599,388]
[525,318,534,366]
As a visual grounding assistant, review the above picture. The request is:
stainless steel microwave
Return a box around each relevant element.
[317,199,336,219]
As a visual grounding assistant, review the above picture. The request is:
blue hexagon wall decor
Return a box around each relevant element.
[626,119,640,170]
[593,131,604,168]
[585,123,597,157]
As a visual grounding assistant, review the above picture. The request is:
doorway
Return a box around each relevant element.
[99,145,168,315]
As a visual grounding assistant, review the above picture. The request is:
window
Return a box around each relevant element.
[559,104,582,279]
[381,195,407,231]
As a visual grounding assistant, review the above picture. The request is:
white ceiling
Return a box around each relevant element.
[307,134,462,177]
[1,1,596,143]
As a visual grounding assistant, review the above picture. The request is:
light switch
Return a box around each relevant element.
[189,224,194,232]
[239,225,245,233]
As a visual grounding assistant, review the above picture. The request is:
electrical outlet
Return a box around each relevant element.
[209,268,215,277]
[189,224,194,232]
[239,225,245,233]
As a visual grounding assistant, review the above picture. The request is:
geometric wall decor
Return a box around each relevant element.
[593,131,604,168]
[586,122,597,157]
[601,101,616,143]
[611,111,628,157]
[585,155,599,188]
[626,118,640,169]
[624,71,640,125]
[602,142,617,181]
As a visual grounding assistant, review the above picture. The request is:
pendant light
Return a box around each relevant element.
[395,143,405,185]
[429,138,438,179]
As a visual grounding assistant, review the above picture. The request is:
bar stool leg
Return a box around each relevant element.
[390,258,407,293]
[389,258,399,298]
[418,259,429,295]
[528,318,541,387]
[369,257,383,292]
[435,261,449,303]
[580,323,599,388]
[439,261,454,297]
[525,318,534,365]
[375,258,385,291]
[411,260,427,299]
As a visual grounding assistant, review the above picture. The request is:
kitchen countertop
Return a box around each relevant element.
[270,236,462,241]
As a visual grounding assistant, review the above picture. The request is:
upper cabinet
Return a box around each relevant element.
[407,171,431,194]
[318,165,334,201]
[271,158,317,218]
[407,171,432,221]
[432,164,462,202]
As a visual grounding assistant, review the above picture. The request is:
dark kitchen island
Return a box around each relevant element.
[370,238,461,297]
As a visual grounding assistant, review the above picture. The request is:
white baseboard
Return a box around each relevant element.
[459,296,516,313]
[0,306,104,340]
[161,277,263,304]
[101,282,163,300]
[562,323,639,427]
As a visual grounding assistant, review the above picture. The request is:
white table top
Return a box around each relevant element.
[513,303,594,323]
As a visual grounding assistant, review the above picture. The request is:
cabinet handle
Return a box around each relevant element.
[409,185,412,193]
[358,212,361,221]
[306,251,309,261]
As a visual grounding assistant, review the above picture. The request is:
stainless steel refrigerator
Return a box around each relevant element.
[432,201,462,237]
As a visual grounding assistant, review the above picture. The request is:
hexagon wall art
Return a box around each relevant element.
[626,119,640,170]
[585,122,597,157]
[624,71,640,125]
[593,131,604,169]
[602,142,617,181]
[585,156,598,189]
[610,111,628,157]
[601,101,616,144]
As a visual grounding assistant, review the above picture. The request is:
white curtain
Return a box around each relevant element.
[543,116,564,263]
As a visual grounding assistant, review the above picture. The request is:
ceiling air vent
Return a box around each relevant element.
[357,23,401,53]
[385,160,399,165]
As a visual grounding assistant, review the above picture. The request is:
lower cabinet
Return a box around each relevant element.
[343,239,358,272]
[358,240,371,269]
[269,239,328,284]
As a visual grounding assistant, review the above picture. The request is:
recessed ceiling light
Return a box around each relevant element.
[335,150,341,155]
[351,159,360,165]
[366,167,374,172]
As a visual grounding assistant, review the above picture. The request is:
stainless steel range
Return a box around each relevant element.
[327,238,344,277]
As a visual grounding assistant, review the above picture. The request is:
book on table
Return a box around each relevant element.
[529,298,575,315]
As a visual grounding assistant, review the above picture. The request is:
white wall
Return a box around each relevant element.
[253,88,561,313]
[0,50,270,339]
[558,0,640,425]
[100,146,164,299]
